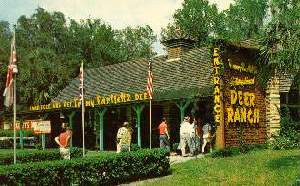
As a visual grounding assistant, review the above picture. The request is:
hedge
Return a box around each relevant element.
[0,130,35,137]
[0,148,170,185]
[0,148,82,165]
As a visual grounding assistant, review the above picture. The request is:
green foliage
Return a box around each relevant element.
[0,8,156,108]
[162,0,219,46]
[162,0,268,46]
[130,143,141,151]
[268,136,299,150]
[0,129,35,137]
[146,149,299,185]
[221,0,268,41]
[268,106,299,150]
[0,147,82,165]
[259,0,300,76]
[0,148,169,185]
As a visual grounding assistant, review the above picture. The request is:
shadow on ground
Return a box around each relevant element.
[267,155,299,169]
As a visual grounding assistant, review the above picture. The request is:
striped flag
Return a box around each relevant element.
[79,62,84,101]
[146,60,153,99]
[3,33,18,108]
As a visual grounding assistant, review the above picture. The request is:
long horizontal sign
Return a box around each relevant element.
[29,92,149,111]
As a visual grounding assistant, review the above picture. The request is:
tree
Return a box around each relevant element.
[222,0,268,41]
[115,25,156,61]
[260,0,300,77]
[162,0,268,45]
[0,21,12,109]
[0,8,157,107]
[169,0,220,46]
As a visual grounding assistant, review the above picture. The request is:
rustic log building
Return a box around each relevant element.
[1,33,299,151]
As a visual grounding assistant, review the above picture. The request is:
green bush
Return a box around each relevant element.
[0,147,83,165]
[0,130,35,137]
[131,143,141,151]
[268,136,299,150]
[0,148,170,185]
[267,107,300,150]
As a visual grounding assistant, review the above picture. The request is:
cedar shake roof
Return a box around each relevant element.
[225,39,261,50]
[53,47,213,103]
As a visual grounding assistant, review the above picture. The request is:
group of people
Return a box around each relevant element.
[179,116,212,156]
[158,116,212,157]
[54,116,212,159]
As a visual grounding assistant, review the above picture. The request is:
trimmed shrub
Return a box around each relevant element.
[131,143,142,151]
[268,136,299,150]
[0,148,170,185]
[0,147,83,165]
[0,130,35,137]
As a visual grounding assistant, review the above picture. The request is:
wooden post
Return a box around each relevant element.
[96,108,107,151]
[215,79,225,149]
[175,99,191,122]
[133,104,145,147]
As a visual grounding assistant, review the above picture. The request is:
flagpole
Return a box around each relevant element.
[81,62,85,156]
[13,73,16,164]
[149,99,152,149]
[81,62,85,157]
[13,30,17,165]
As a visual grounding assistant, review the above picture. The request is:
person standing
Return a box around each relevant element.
[158,117,170,150]
[116,122,132,153]
[179,116,192,157]
[55,123,72,160]
[201,122,212,154]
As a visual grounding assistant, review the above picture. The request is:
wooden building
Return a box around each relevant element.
[3,33,298,151]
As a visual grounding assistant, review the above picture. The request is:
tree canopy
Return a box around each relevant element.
[0,8,156,109]
[162,0,299,79]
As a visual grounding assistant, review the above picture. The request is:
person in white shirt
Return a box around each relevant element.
[201,122,212,153]
[179,116,193,157]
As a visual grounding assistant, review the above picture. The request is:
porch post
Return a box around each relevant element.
[133,104,145,147]
[175,99,191,122]
[96,108,107,151]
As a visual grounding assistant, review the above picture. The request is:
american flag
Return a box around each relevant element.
[79,62,84,101]
[146,60,153,100]
[3,33,17,108]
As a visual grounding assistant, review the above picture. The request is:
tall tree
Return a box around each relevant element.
[222,0,268,41]
[0,8,157,107]
[169,0,220,46]
[0,21,12,109]
[116,25,156,61]
[260,0,300,77]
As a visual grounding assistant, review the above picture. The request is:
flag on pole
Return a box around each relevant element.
[146,60,153,99]
[3,33,18,108]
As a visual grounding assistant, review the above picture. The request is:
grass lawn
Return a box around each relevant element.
[140,149,299,186]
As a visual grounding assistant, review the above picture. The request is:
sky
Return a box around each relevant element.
[0,0,233,55]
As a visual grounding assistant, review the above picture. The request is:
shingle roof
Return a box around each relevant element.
[225,39,261,50]
[53,47,214,104]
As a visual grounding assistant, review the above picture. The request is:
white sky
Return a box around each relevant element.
[0,0,234,54]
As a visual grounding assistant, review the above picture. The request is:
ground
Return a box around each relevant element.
[122,149,299,186]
